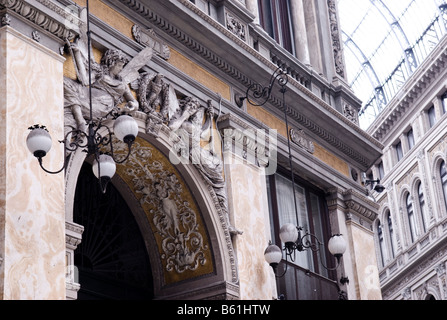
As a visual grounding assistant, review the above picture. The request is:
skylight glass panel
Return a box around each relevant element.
[351,9,390,56]
[337,0,445,129]
[369,33,403,81]
[398,1,438,44]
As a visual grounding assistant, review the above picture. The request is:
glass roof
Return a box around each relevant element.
[337,0,447,129]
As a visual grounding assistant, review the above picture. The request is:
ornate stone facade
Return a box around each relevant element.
[367,33,447,300]
[0,0,382,300]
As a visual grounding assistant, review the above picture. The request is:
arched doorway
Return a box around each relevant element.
[73,162,154,300]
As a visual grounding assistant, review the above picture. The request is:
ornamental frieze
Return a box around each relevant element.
[0,0,78,40]
[225,10,246,41]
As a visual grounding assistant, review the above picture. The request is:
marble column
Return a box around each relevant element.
[327,188,382,300]
[0,26,66,299]
[245,0,260,24]
[289,0,310,65]
[219,115,277,300]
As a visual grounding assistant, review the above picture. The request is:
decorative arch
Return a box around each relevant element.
[422,284,441,300]
[375,205,397,267]
[410,176,428,235]
[374,218,385,268]
[399,187,417,247]
[431,154,447,218]
[64,115,239,299]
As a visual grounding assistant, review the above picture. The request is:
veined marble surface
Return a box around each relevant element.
[0,27,66,299]
[225,154,275,299]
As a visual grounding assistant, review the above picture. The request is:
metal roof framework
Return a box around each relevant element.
[338,0,447,129]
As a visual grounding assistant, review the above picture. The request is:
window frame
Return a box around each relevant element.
[417,181,427,233]
[258,0,294,54]
[267,170,335,277]
[440,161,447,211]
[428,105,436,128]
[378,162,385,180]
[387,211,395,259]
[396,141,404,162]
[406,193,417,243]
[442,91,447,114]
[407,128,415,150]
[267,169,339,300]
[377,220,385,268]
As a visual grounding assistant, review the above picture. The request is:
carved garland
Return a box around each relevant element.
[327,0,346,78]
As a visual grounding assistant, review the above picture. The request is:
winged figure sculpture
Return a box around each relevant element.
[64,7,153,134]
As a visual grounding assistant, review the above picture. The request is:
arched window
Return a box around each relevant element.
[377,220,385,267]
[441,161,447,210]
[387,211,395,259]
[417,182,427,233]
[406,193,417,243]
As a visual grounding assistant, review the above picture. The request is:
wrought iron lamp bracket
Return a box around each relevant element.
[237,67,289,108]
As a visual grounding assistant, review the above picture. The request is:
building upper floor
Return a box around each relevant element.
[365,30,447,298]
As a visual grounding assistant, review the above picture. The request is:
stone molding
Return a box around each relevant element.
[381,238,447,300]
[65,221,83,250]
[159,280,240,300]
[217,113,272,168]
[131,24,171,59]
[0,0,79,41]
[290,127,315,154]
[119,0,383,167]
[328,187,380,230]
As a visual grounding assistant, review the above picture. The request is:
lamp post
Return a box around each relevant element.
[239,67,347,279]
[26,1,139,194]
[264,230,347,278]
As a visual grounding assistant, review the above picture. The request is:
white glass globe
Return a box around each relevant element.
[328,234,347,257]
[279,223,299,244]
[264,244,282,265]
[113,115,138,143]
[92,154,116,179]
[26,127,52,158]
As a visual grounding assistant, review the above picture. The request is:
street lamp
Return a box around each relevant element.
[238,67,347,277]
[264,228,347,278]
[26,1,138,194]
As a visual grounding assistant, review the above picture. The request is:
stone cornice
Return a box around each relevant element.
[328,187,379,229]
[117,0,383,170]
[0,0,80,40]
[343,188,379,223]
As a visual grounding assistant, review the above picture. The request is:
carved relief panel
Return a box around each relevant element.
[114,137,215,284]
